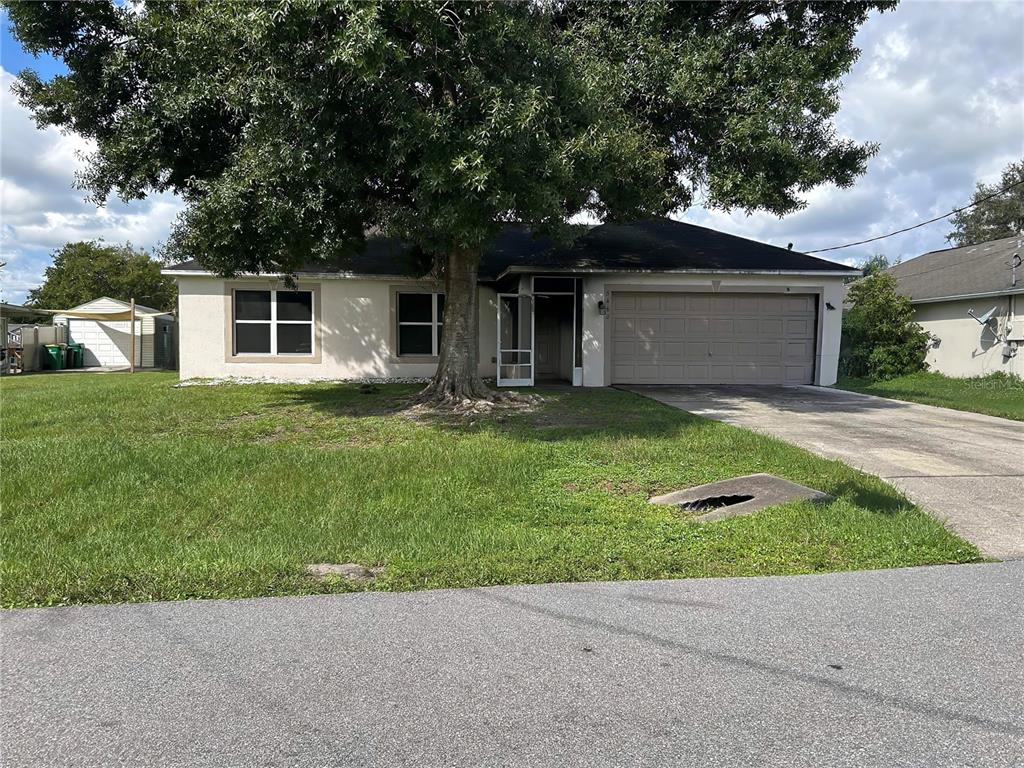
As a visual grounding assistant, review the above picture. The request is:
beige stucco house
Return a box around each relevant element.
[163,219,855,387]
[888,236,1023,378]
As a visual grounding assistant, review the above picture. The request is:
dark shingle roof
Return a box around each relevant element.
[164,218,855,280]
[888,236,1024,302]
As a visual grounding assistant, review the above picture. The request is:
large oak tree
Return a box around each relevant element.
[7,0,892,400]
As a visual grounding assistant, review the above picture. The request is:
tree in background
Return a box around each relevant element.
[947,159,1024,246]
[841,272,931,380]
[859,253,892,277]
[7,1,892,401]
[27,241,176,312]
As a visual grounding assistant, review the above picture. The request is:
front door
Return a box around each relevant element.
[497,294,534,387]
[534,297,563,380]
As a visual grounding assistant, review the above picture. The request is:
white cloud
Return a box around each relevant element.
[0,67,184,303]
[683,0,1024,267]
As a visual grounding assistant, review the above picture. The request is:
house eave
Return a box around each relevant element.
[909,288,1024,304]
[495,265,861,281]
[162,269,426,281]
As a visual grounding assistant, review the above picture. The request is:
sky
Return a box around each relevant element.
[1,1,1023,305]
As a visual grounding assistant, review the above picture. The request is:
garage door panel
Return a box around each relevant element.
[662,342,684,359]
[785,318,814,336]
[734,318,759,336]
[733,296,760,313]
[709,318,734,336]
[710,341,735,358]
[785,340,815,360]
[635,318,660,336]
[615,294,638,312]
[785,365,813,383]
[611,292,816,385]
[612,340,636,357]
[735,341,759,357]
[686,317,709,336]
[685,341,708,358]
[687,296,711,313]
[660,318,685,337]
[613,317,636,336]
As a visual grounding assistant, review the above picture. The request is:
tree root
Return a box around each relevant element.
[409,378,543,418]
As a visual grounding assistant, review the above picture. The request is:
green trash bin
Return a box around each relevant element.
[44,344,64,370]
[68,343,85,368]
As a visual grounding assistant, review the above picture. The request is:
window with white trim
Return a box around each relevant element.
[396,292,444,356]
[233,289,314,355]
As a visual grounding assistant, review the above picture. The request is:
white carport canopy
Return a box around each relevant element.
[55,307,166,320]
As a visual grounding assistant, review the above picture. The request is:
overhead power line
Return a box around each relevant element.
[806,178,1024,254]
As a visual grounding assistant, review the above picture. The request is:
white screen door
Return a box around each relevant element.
[497,294,534,386]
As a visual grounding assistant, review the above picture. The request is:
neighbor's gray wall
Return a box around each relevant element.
[913,296,1021,378]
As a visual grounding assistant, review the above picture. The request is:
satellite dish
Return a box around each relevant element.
[968,307,997,325]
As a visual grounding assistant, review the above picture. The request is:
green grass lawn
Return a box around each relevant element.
[836,372,1024,421]
[1,372,980,608]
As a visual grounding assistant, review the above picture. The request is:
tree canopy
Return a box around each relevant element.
[28,241,177,312]
[7,0,892,398]
[947,159,1024,247]
[859,253,892,278]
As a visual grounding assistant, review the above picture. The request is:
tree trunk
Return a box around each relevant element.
[418,247,494,402]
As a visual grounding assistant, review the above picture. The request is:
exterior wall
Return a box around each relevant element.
[913,295,1021,378]
[176,275,498,381]
[579,273,847,387]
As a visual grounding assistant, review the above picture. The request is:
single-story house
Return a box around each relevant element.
[163,218,856,387]
[888,236,1022,378]
[54,297,177,369]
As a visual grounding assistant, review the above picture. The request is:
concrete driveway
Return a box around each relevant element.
[625,385,1024,559]
[3,563,1022,767]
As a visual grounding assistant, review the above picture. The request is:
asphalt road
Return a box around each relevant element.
[626,384,1024,559]
[3,562,1023,767]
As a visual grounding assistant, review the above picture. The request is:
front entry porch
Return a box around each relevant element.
[497,276,583,387]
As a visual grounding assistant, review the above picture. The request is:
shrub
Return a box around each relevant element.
[841,272,931,380]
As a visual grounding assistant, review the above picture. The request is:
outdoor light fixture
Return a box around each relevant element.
[598,300,609,316]
[825,302,836,311]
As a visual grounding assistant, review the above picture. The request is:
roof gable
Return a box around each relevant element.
[64,296,164,314]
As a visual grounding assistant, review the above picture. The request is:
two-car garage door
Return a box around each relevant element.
[610,292,817,385]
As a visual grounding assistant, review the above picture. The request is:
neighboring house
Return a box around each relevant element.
[888,236,1023,378]
[54,297,176,369]
[162,218,856,387]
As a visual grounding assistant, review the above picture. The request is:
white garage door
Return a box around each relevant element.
[610,292,817,385]
[68,319,141,367]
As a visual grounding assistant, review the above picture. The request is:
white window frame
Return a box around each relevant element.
[396,292,444,358]
[233,289,315,357]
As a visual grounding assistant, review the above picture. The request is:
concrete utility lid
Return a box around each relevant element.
[650,473,829,522]
[306,563,383,584]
